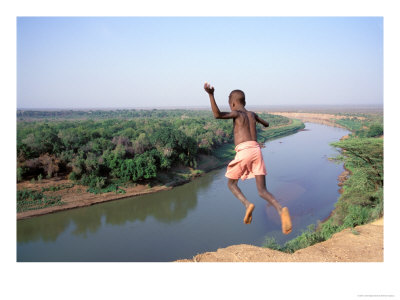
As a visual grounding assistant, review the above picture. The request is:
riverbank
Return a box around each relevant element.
[176,217,383,262]
[257,112,383,257]
[17,158,225,220]
[17,120,305,220]
[268,112,364,128]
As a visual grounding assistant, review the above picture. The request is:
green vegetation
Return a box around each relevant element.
[263,113,383,253]
[16,108,301,126]
[335,117,364,131]
[17,109,215,121]
[17,109,302,203]
[330,138,383,224]
[86,183,126,195]
[335,113,383,137]
[212,143,236,162]
[258,118,305,142]
[41,183,75,192]
[17,189,63,212]
[17,111,221,187]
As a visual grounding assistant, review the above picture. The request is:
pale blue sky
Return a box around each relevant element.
[17,17,383,109]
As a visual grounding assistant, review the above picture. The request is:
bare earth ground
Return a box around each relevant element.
[176,218,383,262]
[17,177,173,220]
[17,156,217,220]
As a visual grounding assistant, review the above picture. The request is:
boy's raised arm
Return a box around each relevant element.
[204,82,238,119]
[255,113,269,127]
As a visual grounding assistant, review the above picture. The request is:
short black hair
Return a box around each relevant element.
[229,90,246,106]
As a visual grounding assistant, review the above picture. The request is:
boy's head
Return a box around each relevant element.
[229,90,246,110]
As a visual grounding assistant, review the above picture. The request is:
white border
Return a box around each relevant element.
[2,1,398,299]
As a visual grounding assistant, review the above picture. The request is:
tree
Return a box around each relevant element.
[38,153,60,178]
[331,137,383,223]
[366,124,383,137]
[332,137,383,188]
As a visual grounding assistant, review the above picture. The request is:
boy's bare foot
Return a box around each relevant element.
[280,207,292,234]
[244,204,255,224]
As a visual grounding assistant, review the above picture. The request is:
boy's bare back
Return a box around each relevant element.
[232,110,258,145]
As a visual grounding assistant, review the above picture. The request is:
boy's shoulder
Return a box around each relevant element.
[235,110,257,119]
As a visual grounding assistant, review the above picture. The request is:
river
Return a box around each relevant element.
[17,122,349,262]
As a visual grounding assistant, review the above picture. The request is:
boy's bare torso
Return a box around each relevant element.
[232,109,258,146]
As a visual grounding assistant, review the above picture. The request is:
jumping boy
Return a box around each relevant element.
[204,82,292,234]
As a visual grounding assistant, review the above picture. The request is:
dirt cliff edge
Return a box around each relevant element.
[176,218,383,262]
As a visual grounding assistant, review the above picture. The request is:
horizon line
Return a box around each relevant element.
[17,104,384,111]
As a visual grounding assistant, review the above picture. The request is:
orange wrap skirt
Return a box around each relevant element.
[225,140,267,181]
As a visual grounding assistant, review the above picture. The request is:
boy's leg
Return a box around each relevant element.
[255,175,282,213]
[227,178,254,224]
[255,175,292,234]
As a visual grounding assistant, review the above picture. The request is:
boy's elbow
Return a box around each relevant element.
[213,113,221,119]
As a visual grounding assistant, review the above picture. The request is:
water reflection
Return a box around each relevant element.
[17,171,215,243]
[17,215,71,243]
[102,180,199,226]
